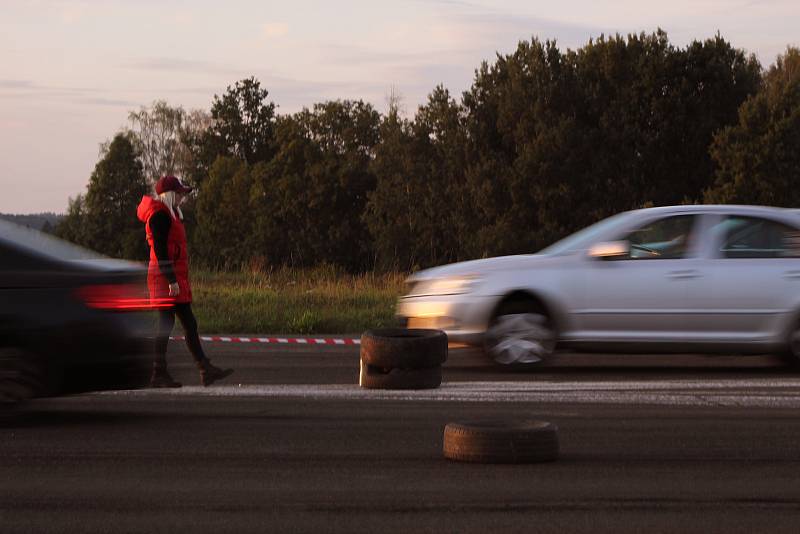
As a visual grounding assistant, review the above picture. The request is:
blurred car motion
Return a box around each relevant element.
[0,220,160,405]
[397,205,800,365]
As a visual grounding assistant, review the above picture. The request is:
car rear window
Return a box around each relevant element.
[0,219,105,262]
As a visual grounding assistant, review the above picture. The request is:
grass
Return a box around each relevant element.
[189,266,407,335]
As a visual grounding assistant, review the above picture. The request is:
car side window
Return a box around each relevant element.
[719,216,800,259]
[620,215,697,260]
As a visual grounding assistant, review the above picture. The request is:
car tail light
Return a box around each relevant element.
[77,284,174,311]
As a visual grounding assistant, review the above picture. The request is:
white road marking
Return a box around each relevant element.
[95,379,800,407]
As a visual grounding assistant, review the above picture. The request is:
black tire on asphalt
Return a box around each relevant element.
[359,360,442,390]
[443,421,559,464]
[782,352,800,369]
[0,347,46,409]
[360,328,448,369]
[783,320,800,368]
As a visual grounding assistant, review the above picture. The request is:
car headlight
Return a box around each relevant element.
[406,275,480,297]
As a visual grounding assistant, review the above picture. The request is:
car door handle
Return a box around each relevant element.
[666,270,701,279]
[784,270,800,279]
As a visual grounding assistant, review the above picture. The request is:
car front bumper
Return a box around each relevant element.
[396,294,496,346]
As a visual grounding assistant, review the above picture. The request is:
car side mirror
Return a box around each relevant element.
[588,240,630,260]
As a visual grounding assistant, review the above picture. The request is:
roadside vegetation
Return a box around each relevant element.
[190,267,406,334]
[54,32,800,275]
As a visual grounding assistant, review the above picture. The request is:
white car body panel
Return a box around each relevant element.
[397,205,800,355]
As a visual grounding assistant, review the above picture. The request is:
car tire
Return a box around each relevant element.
[783,320,800,368]
[443,420,559,463]
[484,302,556,365]
[360,328,448,368]
[0,347,47,406]
[359,360,442,390]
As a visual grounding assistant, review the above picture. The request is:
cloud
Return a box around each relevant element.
[0,78,135,107]
[448,10,604,52]
[0,79,35,89]
[126,57,242,77]
[0,79,93,95]
[313,9,600,102]
[320,9,601,70]
[320,46,474,69]
[406,0,484,8]
[81,96,139,107]
[262,22,289,39]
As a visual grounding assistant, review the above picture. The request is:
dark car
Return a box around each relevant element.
[0,220,161,406]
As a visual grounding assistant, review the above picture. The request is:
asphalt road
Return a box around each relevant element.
[3,343,800,533]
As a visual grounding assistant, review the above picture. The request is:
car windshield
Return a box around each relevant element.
[539,211,635,255]
[0,219,105,261]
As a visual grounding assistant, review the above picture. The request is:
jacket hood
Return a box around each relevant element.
[137,195,168,223]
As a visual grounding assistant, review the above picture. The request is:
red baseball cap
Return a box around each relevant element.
[155,176,193,195]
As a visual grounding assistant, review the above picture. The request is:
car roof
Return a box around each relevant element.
[0,218,104,261]
[0,219,146,273]
[631,204,800,219]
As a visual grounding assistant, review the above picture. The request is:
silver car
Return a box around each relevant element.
[397,205,800,365]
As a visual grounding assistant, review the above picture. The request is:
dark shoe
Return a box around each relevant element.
[150,368,182,388]
[198,359,233,387]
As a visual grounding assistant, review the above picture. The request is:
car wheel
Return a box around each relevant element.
[784,322,800,367]
[443,420,559,463]
[0,347,46,406]
[485,305,556,365]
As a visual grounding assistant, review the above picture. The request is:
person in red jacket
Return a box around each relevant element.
[137,176,233,388]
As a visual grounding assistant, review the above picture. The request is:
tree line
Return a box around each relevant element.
[0,213,61,233]
[55,31,800,272]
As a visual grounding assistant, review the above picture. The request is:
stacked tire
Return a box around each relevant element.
[359,329,447,389]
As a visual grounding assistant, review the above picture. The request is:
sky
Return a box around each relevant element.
[1,0,798,214]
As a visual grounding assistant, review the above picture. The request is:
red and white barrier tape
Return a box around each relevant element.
[170,335,360,345]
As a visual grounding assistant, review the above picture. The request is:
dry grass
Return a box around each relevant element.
[189,266,406,334]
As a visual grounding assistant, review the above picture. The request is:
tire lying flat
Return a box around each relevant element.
[360,328,447,369]
[359,360,442,390]
[443,421,559,463]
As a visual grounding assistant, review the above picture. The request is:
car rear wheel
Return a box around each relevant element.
[785,322,800,367]
[0,347,47,408]
[485,303,555,365]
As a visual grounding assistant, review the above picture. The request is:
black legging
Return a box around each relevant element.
[154,303,207,367]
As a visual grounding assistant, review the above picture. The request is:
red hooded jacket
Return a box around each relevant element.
[136,195,192,304]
